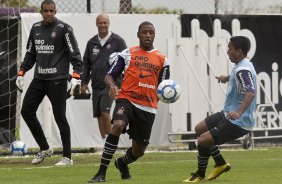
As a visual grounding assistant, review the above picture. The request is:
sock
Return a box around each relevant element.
[210,145,226,166]
[102,138,106,145]
[117,147,138,166]
[98,133,119,175]
[196,145,210,178]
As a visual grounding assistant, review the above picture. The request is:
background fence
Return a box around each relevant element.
[1,0,282,150]
[2,0,282,14]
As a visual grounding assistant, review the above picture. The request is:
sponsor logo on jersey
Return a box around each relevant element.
[116,107,125,115]
[27,40,33,52]
[138,82,155,89]
[132,55,160,74]
[35,39,54,54]
[38,66,57,74]
[129,91,154,103]
[92,46,100,55]
[139,73,153,79]
[65,33,74,52]
[134,56,148,61]
[134,61,159,73]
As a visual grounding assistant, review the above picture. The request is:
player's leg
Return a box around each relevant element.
[207,118,248,180]
[115,140,145,180]
[183,112,222,182]
[21,79,53,164]
[92,92,105,138]
[21,79,48,149]
[47,79,72,165]
[183,130,212,183]
[89,99,130,183]
[99,94,114,139]
[115,105,155,180]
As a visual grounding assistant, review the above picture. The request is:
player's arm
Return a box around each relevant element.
[105,55,125,99]
[158,58,170,85]
[215,75,230,83]
[81,41,91,94]
[235,69,256,115]
[20,29,37,74]
[64,25,82,77]
[226,69,256,120]
[16,29,37,92]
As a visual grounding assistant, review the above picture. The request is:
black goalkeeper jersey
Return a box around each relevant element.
[20,18,82,80]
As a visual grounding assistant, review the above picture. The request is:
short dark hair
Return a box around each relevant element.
[138,21,154,32]
[41,0,56,10]
[230,36,250,55]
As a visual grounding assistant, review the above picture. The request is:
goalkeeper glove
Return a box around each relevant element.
[16,70,25,93]
[69,72,81,96]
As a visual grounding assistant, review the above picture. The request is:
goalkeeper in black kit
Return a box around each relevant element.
[16,0,82,166]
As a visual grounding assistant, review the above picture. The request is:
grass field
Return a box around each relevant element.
[1,147,282,184]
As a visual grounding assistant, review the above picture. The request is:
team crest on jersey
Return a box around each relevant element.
[51,31,56,38]
[92,46,100,55]
[106,44,111,49]
[116,107,125,115]
[68,26,73,32]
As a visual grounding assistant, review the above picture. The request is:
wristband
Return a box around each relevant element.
[18,70,25,76]
[72,72,80,79]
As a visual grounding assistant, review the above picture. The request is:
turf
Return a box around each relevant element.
[0,147,282,184]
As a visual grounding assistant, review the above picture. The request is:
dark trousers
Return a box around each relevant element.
[21,78,71,158]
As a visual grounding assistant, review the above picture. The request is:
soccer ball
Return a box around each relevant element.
[109,52,119,66]
[10,141,27,156]
[157,79,181,103]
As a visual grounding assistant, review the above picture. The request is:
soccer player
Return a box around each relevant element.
[183,36,257,182]
[81,14,127,143]
[88,21,170,183]
[16,0,82,165]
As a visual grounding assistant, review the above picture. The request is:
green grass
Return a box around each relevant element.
[1,147,282,184]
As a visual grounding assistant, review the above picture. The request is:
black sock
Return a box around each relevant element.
[196,145,210,178]
[210,145,226,166]
[117,147,138,166]
[98,133,119,175]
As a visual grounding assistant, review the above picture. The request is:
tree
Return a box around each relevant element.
[1,0,29,7]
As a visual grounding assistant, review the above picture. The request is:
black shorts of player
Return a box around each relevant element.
[112,98,155,147]
[92,89,113,118]
[205,111,249,145]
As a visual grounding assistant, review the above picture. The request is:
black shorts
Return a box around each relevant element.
[205,111,249,145]
[112,98,155,146]
[92,90,113,118]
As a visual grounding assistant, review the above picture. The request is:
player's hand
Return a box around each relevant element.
[81,84,89,95]
[226,111,240,120]
[16,76,24,93]
[215,75,229,83]
[109,84,119,99]
[70,78,81,96]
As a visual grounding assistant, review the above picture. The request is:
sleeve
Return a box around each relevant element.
[81,41,91,84]
[20,27,37,73]
[158,57,170,85]
[64,25,82,75]
[236,69,256,93]
[107,55,125,79]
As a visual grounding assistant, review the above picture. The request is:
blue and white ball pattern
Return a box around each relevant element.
[157,79,181,103]
[10,141,27,156]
